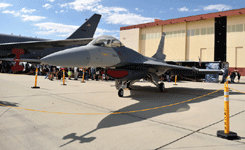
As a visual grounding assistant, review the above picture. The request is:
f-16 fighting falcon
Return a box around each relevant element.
[0,14,101,62]
[41,33,221,97]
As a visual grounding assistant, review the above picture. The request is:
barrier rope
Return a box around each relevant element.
[178,75,199,82]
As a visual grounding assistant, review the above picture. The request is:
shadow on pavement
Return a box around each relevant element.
[61,85,244,147]
[0,101,18,107]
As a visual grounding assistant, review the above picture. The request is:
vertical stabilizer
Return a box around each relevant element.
[67,14,101,39]
[152,32,166,61]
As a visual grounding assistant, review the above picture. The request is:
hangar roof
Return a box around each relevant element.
[120,7,245,31]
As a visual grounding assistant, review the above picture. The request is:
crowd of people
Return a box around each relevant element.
[0,61,113,81]
[0,61,242,83]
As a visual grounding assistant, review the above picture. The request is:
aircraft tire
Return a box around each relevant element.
[159,83,165,92]
[118,88,124,97]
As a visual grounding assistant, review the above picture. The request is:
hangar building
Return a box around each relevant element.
[120,8,245,75]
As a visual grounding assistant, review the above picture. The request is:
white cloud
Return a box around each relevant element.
[91,5,127,14]
[34,22,78,36]
[135,7,143,12]
[60,0,154,25]
[105,13,154,25]
[61,0,127,14]
[203,4,232,11]
[47,0,55,2]
[20,8,36,13]
[169,7,173,10]
[21,15,46,21]
[33,22,118,38]
[2,10,20,16]
[0,2,12,8]
[193,9,200,12]
[60,10,64,13]
[42,4,53,9]
[60,0,100,11]
[178,7,189,12]
[94,28,118,37]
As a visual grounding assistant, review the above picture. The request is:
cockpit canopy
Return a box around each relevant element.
[91,35,124,48]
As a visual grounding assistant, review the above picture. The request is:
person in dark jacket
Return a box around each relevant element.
[237,71,241,83]
[230,71,236,83]
[221,69,228,83]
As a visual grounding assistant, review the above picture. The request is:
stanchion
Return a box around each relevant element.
[81,69,85,83]
[217,79,238,140]
[173,75,177,85]
[31,68,40,89]
[62,69,66,85]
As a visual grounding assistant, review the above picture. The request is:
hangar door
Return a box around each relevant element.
[214,17,227,62]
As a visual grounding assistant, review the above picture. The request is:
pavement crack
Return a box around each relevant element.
[154,109,245,149]
[155,131,196,150]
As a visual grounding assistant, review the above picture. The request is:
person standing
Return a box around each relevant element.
[90,67,95,80]
[44,66,50,79]
[237,71,241,83]
[95,67,100,81]
[165,70,171,82]
[74,67,78,80]
[221,68,229,83]
[68,68,72,80]
[230,71,236,83]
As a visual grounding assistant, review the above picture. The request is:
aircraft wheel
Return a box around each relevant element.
[159,83,165,92]
[118,88,124,97]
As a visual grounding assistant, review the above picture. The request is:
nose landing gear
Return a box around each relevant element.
[116,80,130,97]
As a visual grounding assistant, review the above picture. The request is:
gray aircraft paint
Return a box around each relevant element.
[41,33,222,97]
[41,33,221,76]
[0,34,47,44]
[0,14,101,60]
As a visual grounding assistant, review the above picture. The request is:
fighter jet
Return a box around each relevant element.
[0,13,101,62]
[41,33,221,97]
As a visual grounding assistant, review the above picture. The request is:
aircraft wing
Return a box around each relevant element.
[0,58,41,63]
[0,38,93,50]
[142,60,222,74]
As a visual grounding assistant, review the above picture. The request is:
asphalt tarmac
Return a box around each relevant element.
[0,73,245,150]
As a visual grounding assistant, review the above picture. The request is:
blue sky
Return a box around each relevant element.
[0,0,244,40]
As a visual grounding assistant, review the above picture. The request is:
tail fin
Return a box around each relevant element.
[152,32,166,61]
[66,14,101,39]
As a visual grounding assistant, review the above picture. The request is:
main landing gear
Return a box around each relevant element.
[115,80,131,97]
[115,75,165,97]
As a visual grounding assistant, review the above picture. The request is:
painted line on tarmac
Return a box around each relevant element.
[230,87,245,94]
[0,88,223,115]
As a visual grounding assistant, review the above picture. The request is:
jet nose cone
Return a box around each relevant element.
[41,48,91,67]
